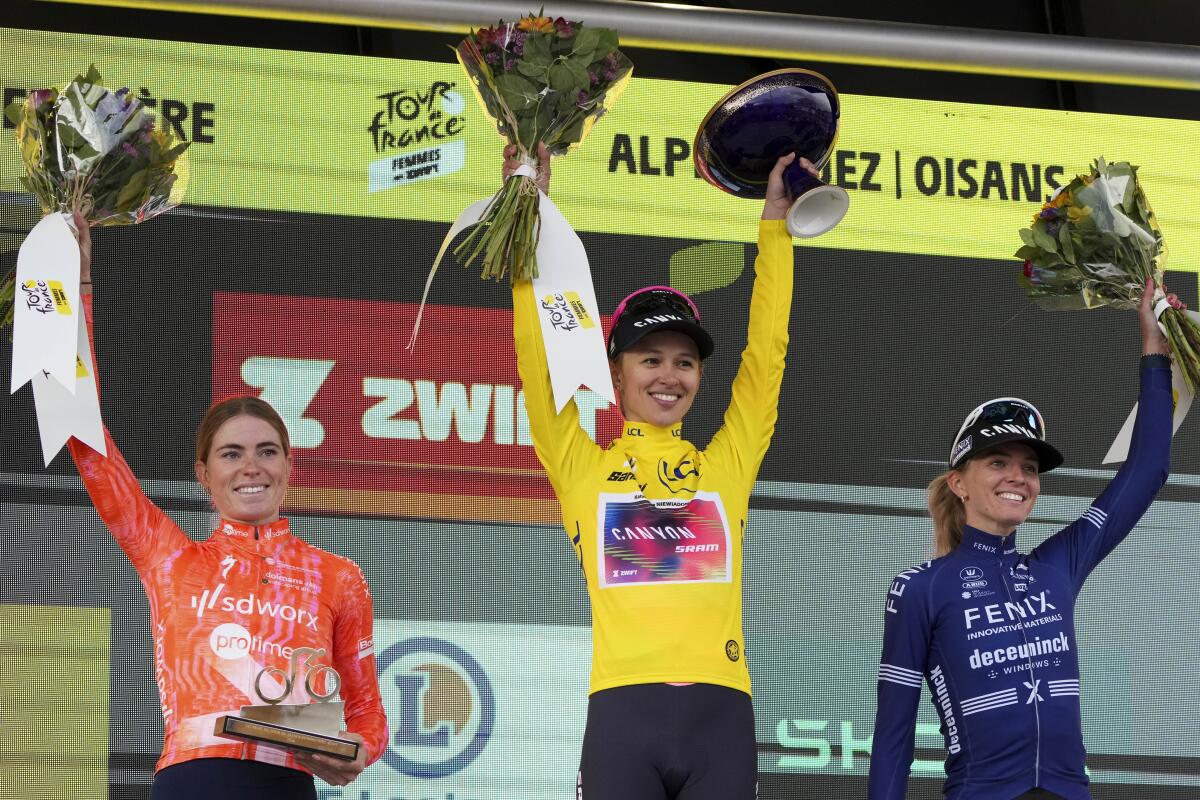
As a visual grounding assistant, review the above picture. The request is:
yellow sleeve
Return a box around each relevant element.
[512,280,602,497]
[705,219,794,486]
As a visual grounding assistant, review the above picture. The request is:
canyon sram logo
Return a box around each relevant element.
[212,292,623,523]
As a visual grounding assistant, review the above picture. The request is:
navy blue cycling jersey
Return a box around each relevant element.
[868,356,1172,800]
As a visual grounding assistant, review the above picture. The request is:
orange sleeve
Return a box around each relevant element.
[331,559,389,765]
[67,294,189,572]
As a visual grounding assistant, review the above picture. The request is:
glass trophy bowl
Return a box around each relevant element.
[694,68,849,238]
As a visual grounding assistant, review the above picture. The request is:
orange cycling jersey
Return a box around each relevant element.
[69,296,388,774]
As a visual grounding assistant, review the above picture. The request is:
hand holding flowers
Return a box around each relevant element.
[1015,157,1200,392]
[1,65,189,330]
[452,12,633,281]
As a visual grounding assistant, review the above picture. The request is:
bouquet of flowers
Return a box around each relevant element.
[452,12,632,281]
[1016,157,1200,392]
[1,65,190,329]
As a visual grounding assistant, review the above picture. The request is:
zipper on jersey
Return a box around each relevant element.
[1000,556,1041,785]
[240,535,267,762]
[256,538,268,586]
[572,523,585,571]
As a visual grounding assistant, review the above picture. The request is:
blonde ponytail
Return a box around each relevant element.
[928,471,965,558]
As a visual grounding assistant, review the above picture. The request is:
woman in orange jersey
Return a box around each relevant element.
[66,214,387,799]
[505,146,811,799]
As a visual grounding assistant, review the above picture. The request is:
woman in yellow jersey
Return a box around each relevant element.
[505,145,811,799]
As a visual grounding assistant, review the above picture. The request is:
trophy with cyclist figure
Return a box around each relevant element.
[215,646,360,761]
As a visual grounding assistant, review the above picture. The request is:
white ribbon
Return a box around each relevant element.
[410,172,614,412]
[11,212,106,464]
[12,213,80,393]
[30,315,106,465]
[1153,295,1171,328]
[1103,311,1200,465]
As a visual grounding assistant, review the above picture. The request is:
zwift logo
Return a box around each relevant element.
[379,636,496,779]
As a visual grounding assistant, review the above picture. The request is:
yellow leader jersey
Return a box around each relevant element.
[513,219,794,696]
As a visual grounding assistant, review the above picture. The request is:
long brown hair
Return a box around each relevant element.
[927,470,966,558]
[195,396,290,463]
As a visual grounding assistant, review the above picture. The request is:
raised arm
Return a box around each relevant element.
[1033,279,1180,586]
[65,214,186,572]
[868,569,933,800]
[505,145,601,496]
[705,154,805,482]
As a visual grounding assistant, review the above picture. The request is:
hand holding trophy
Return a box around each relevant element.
[215,647,364,768]
[695,68,848,237]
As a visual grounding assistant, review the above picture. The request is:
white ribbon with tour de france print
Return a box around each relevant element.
[411,164,614,412]
[10,212,106,465]
[1103,301,1198,464]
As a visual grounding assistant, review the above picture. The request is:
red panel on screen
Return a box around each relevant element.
[212,292,622,523]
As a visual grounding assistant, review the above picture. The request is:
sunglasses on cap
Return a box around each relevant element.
[951,396,1046,451]
[949,396,1063,472]
[611,285,700,325]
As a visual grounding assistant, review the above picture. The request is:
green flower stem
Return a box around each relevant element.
[453,174,542,281]
[1162,310,1200,395]
[1178,318,1200,394]
[0,268,14,336]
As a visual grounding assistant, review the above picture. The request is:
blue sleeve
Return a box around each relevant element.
[869,569,932,800]
[1032,356,1172,588]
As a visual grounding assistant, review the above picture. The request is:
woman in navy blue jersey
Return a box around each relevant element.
[868,280,1184,800]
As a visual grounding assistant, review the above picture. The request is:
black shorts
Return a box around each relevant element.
[151,758,316,800]
[578,682,756,800]
[1013,791,1065,800]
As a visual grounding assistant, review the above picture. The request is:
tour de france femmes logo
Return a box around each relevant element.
[726,640,740,662]
[378,636,496,779]
[366,81,468,192]
[21,279,71,316]
[539,291,596,333]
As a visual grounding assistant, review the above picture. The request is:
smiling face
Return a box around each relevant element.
[194,414,292,526]
[947,442,1041,536]
[610,330,702,428]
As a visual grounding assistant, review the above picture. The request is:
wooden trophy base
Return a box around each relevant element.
[214,703,359,762]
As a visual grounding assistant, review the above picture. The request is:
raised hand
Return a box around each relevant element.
[1140,277,1187,357]
[502,142,552,195]
[71,210,92,286]
[762,153,817,221]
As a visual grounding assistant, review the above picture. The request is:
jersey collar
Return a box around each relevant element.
[212,517,292,544]
[959,524,1018,557]
[620,420,683,443]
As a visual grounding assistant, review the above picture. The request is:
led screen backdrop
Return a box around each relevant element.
[1,26,1199,800]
